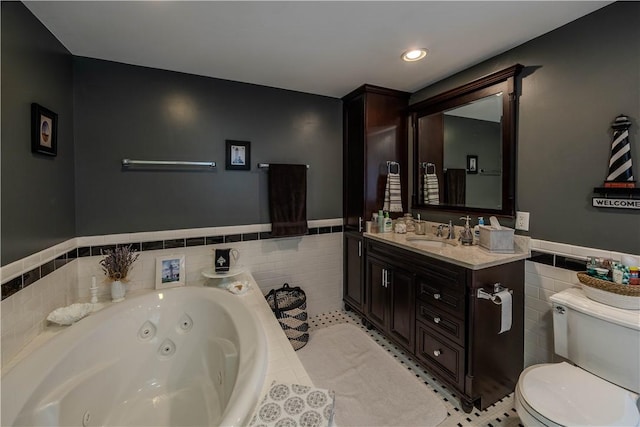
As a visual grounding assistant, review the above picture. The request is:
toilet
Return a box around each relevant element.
[515,287,640,426]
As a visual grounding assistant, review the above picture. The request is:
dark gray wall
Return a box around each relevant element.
[1,2,75,265]
[74,58,342,236]
[412,2,640,254]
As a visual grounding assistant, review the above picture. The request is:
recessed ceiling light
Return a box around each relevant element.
[401,48,428,62]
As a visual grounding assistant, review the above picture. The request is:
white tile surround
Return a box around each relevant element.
[2,221,639,376]
[1,219,343,367]
[524,239,640,368]
[1,272,314,425]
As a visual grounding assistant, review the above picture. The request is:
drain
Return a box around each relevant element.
[138,321,157,341]
[177,313,193,333]
[158,338,176,358]
[82,410,91,427]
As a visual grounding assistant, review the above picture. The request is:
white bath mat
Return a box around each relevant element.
[297,323,448,427]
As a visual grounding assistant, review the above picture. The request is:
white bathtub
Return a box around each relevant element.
[1,286,267,427]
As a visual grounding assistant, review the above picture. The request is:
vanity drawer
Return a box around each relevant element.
[415,321,464,390]
[416,300,465,346]
[416,277,465,317]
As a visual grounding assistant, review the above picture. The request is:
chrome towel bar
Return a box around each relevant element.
[122,159,216,168]
[258,163,309,169]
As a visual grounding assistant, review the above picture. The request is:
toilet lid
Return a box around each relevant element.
[520,362,640,426]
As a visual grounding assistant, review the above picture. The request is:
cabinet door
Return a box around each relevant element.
[344,233,364,312]
[389,268,415,352]
[366,257,388,330]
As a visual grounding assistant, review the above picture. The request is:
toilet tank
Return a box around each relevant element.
[551,288,640,394]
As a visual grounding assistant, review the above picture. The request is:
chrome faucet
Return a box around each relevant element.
[434,220,456,239]
[445,220,456,239]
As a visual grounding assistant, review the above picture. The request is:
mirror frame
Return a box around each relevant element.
[410,64,523,218]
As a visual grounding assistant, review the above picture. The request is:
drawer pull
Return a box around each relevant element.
[433,349,442,357]
[433,293,441,300]
[433,316,441,324]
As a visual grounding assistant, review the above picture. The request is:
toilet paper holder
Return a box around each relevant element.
[477,283,512,305]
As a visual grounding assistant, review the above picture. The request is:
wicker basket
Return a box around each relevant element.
[266,283,309,351]
[577,272,640,297]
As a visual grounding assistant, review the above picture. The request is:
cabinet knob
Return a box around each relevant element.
[433,349,441,357]
[433,293,441,300]
[433,316,441,324]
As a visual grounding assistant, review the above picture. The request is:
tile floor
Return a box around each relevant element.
[307,310,524,427]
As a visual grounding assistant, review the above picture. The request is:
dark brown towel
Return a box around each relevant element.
[269,164,308,237]
[444,169,466,205]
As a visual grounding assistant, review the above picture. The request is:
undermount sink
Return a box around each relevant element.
[405,237,457,248]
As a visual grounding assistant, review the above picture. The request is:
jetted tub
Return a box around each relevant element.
[1,286,267,427]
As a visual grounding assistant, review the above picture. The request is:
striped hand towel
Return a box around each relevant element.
[383,172,403,212]
[424,173,440,205]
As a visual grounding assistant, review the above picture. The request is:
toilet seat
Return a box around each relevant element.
[516,362,640,427]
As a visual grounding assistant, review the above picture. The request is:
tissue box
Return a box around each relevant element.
[479,225,515,253]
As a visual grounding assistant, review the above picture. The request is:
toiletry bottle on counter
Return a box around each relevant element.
[383,211,393,233]
[474,217,484,241]
[630,267,640,285]
[378,210,384,232]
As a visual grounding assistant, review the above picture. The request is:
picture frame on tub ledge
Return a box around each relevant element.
[155,255,186,289]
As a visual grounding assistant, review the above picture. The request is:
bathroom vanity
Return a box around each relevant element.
[343,230,529,412]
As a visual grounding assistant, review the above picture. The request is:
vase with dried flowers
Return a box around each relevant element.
[99,245,139,302]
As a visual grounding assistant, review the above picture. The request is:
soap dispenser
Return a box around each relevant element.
[459,216,474,246]
[474,217,484,241]
[383,211,393,233]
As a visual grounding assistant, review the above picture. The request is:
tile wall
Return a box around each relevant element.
[1,219,344,367]
[3,223,639,371]
[524,239,640,367]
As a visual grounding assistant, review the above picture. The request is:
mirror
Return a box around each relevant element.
[410,64,523,217]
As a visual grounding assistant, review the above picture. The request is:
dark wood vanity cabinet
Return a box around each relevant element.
[342,85,409,232]
[361,239,524,413]
[365,254,415,353]
[342,84,409,326]
[343,231,365,314]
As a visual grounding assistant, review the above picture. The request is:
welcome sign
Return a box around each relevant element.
[592,197,640,210]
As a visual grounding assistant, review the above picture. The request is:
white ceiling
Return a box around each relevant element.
[24,1,611,99]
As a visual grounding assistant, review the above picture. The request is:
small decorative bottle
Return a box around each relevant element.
[90,276,99,304]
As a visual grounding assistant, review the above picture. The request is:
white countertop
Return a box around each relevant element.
[364,227,530,270]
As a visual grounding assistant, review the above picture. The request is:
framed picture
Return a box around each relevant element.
[466,155,478,174]
[225,140,251,170]
[155,255,186,289]
[31,103,58,156]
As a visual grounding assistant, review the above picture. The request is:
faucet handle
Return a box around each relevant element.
[446,220,456,239]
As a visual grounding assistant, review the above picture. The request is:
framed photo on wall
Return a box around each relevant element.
[31,103,58,156]
[155,255,186,289]
[225,140,251,170]
[467,155,478,174]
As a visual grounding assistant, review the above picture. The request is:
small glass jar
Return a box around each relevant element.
[403,213,415,232]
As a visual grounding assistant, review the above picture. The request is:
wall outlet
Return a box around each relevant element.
[515,211,530,231]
